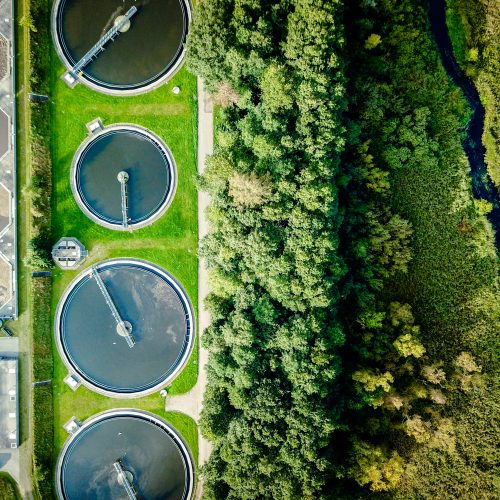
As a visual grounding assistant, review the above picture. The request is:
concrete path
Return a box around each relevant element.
[165,77,213,498]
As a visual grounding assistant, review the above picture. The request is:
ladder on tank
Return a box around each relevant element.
[91,266,135,348]
[118,172,130,229]
[62,6,138,86]
[113,460,138,499]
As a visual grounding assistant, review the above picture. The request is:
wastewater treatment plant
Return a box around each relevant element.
[6,0,199,496]
[6,0,500,498]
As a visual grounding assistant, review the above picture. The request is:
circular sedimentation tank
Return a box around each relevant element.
[56,410,195,499]
[55,258,194,397]
[52,0,191,95]
[71,124,176,231]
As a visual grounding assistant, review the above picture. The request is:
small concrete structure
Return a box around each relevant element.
[52,237,88,269]
[63,373,81,392]
[85,117,104,135]
[61,71,77,89]
[0,357,17,449]
[0,34,9,82]
[62,416,81,435]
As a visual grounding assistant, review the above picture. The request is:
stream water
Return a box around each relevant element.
[428,0,500,247]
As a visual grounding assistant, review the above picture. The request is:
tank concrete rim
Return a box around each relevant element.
[54,258,196,398]
[51,0,192,96]
[55,409,195,500]
[70,123,177,231]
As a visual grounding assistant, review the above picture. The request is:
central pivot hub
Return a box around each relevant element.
[114,15,131,33]
[116,321,133,337]
[117,171,129,183]
[117,468,134,486]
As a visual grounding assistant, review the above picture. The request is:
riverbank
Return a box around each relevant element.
[444,0,500,189]
[429,0,500,249]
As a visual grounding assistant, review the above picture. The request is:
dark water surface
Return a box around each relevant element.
[56,0,187,89]
[429,0,500,246]
[61,415,188,499]
[76,130,171,226]
[60,262,191,393]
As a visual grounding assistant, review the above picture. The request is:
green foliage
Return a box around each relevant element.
[186,0,235,89]
[0,473,21,500]
[446,0,500,186]
[28,0,50,95]
[364,33,381,50]
[24,1,54,497]
[352,370,393,395]
[349,440,404,492]
[339,0,500,497]
[190,0,347,497]
[228,172,272,207]
[31,278,53,500]
[190,0,499,497]
[27,232,53,269]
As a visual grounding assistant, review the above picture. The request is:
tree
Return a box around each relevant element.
[421,364,446,385]
[212,82,240,107]
[454,351,481,373]
[393,333,426,358]
[228,172,272,207]
[260,63,293,113]
[404,415,430,443]
[27,233,52,269]
[353,369,393,393]
[185,0,234,87]
[365,33,381,49]
[350,440,405,492]
[19,15,37,33]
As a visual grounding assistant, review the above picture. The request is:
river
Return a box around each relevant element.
[428,0,500,247]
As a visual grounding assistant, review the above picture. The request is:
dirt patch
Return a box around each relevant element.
[0,35,8,82]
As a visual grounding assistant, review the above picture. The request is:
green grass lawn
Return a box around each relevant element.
[49,56,199,460]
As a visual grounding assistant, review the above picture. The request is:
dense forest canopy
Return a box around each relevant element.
[187,0,500,498]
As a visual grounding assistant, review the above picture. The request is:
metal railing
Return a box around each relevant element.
[68,6,137,78]
[120,176,129,229]
[91,266,135,348]
[113,460,137,499]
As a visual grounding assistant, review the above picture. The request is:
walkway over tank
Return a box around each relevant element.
[118,171,130,229]
[113,460,137,499]
[62,6,138,87]
[90,266,135,348]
